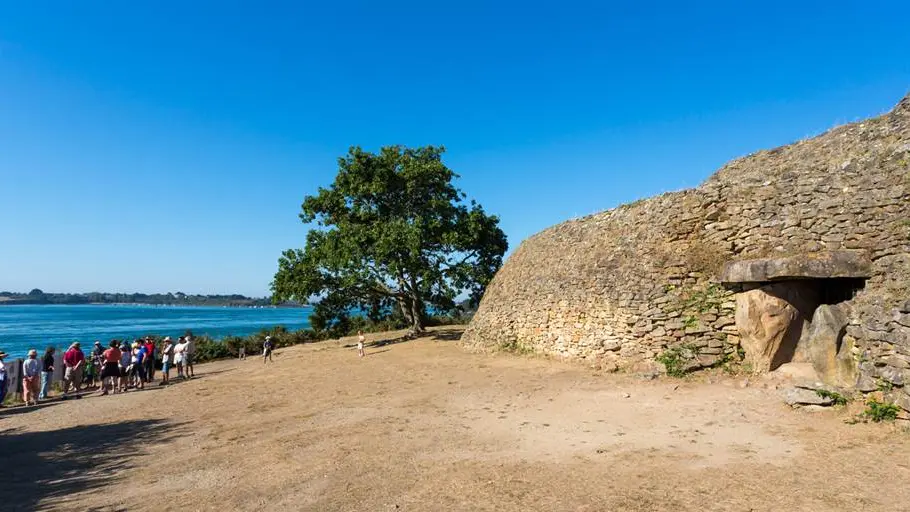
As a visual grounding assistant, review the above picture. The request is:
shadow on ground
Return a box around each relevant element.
[365,328,464,348]
[430,329,463,342]
[0,418,185,511]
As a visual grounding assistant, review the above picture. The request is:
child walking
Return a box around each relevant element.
[262,336,273,364]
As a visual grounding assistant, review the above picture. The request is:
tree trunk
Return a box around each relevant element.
[409,295,426,333]
[397,297,414,327]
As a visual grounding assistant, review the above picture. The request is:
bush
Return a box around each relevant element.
[864,399,901,422]
[193,335,231,362]
[657,344,698,378]
[815,389,848,406]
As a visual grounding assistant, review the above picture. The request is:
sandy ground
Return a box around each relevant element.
[1,326,909,512]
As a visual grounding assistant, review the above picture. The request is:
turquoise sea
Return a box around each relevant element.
[0,304,312,358]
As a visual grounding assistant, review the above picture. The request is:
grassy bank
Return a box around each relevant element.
[174,313,471,364]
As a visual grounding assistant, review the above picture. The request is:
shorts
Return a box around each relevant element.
[162,361,171,373]
[64,366,83,383]
[100,362,120,379]
[185,354,194,365]
[357,343,364,350]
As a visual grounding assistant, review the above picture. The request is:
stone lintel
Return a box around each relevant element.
[721,251,872,284]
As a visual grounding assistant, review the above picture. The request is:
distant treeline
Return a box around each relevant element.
[0,289,289,307]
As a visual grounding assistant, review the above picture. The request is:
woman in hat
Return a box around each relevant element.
[159,337,173,385]
[22,349,41,406]
[118,342,131,392]
[0,350,9,407]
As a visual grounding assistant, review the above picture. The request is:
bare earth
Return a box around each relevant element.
[2,326,909,512]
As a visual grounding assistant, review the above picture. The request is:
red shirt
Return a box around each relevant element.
[63,348,85,367]
[103,347,122,363]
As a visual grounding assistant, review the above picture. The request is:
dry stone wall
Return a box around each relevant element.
[464,93,910,408]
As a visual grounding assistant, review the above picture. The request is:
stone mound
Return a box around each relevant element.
[463,92,910,409]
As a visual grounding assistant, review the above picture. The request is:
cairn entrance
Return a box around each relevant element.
[721,252,870,384]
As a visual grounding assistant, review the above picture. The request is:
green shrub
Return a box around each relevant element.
[864,399,901,422]
[815,389,848,406]
[497,339,534,355]
[657,344,698,378]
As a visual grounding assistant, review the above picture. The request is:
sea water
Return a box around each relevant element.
[0,304,312,358]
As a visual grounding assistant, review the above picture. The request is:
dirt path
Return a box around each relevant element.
[2,326,909,511]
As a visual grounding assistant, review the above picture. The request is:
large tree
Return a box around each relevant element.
[272,145,508,333]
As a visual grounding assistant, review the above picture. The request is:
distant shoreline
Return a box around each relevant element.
[0,301,309,309]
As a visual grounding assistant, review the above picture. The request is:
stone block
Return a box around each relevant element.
[721,251,872,283]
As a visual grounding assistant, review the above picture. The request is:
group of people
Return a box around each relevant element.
[1,331,289,408]
[0,334,197,407]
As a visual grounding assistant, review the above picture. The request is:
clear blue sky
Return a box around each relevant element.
[1,2,908,297]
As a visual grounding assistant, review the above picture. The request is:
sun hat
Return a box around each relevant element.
[94,341,101,345]
[28,349,38,356]
[0,351,8,359]
[163,336,171,342]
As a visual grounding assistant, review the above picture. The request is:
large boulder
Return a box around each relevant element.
[736,284,802,372]
[801,304,852,386]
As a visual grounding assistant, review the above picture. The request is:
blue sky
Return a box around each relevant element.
[1,1,908,297]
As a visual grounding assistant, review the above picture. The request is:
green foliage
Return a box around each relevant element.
[272,145,508,333]
[657,343,698,378]
[192,335,232,361]
[863,399,901,422]
[877,379,894,392]
[815,389,848,406]
[681,283,726,313]
[497,339,534,355]
[683,315,699,329]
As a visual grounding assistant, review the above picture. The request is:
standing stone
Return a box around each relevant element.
[736,285,799,372]
[802,304,850,385]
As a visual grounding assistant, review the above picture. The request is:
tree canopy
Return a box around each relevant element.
[271,145,508,332]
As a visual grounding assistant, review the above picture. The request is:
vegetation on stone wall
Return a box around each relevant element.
[863,399,901,422]
[464,92,910,416]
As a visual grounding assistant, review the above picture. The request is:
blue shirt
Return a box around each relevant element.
[136,347,146,364]
[23,358,41,378]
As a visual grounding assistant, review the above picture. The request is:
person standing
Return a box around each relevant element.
[22,349,41,406]
[91,341,104,366]
[39,347,55,399]
[131,341,146,390]
[118,342,131,392]
[62,342,85,400]
[143,337,156,382]
[159,337,173,385]
[357,331,366,358]
[184,333,196,378]
[0,350,9,407]
[174,337,186,379]
[99,341,122,395]
[262,336,273,364]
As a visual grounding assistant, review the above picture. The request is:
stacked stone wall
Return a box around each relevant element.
[464,93,910,407]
